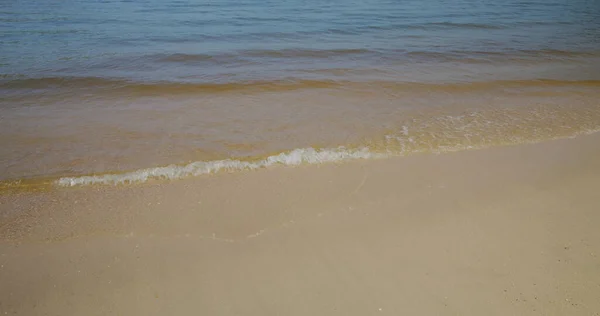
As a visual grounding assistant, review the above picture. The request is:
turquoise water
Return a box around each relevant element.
[1,0,600,185]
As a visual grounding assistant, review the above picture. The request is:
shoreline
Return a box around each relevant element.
[1,133,600,315]
[3,83,600,184]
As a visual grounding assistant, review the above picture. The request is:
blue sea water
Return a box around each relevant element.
[1,0,599,83]
[1,0,600,184]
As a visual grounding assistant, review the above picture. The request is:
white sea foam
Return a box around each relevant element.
[56,147,383,187]
[55,125,600,187]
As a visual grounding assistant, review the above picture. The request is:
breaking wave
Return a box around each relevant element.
[56,147,383,187]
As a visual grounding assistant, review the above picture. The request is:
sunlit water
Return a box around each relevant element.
[1,0,600,186]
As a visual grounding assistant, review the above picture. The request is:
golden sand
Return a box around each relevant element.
[1,133,600,315]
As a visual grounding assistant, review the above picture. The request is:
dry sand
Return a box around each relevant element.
[1,133,600,315]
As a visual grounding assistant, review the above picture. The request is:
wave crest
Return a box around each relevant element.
[56,147,381,187]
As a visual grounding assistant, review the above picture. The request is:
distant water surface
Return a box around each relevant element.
[1,0,600,186]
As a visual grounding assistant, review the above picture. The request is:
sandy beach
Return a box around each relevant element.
[1,133,599,315]
[3,1,600,315]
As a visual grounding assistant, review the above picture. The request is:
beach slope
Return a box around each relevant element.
[1,134,600,315]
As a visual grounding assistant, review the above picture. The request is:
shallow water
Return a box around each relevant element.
[1,0,600,186]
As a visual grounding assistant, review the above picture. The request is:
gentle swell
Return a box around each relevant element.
[3,77,600,96]
[424,22,506,30]
[54,119,600,187]
[150,48,600,65]
[56,147,382,187]
[0,77,343,94]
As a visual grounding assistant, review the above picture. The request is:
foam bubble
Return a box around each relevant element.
[54,120,600,187]
[56,147,382,187]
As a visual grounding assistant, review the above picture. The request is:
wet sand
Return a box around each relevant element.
[1,133,600,315]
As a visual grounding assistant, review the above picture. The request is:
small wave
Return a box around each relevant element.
[54,122,600,187]
[241,48,373,58]
[0,76,124,90]
[399,49,600,63]
[14,101,600,188]
[163,48,373,61]
[518,49,600,58]
[157,53,217,63]
[151,48,375,65]
[3,77,599,97]
[5,29,83,35]
[423,22,506,30]
[0,77,343,94]
[56,147,382,187]
[403,51,459,62]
